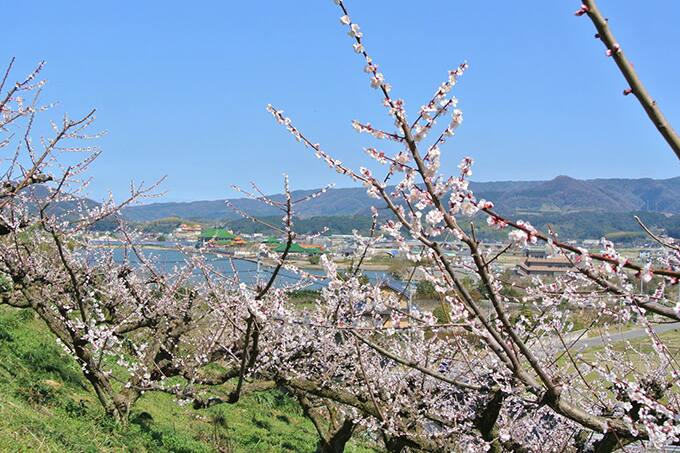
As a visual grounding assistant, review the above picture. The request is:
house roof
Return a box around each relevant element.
[379,282,404,295]
[518,264,572,274]
[523,257,571,264]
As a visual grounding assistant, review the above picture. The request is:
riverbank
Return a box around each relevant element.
[90,242,395,272]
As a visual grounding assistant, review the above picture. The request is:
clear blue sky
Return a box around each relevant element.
[7,1,680,202]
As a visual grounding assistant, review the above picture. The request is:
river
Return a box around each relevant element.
[97,242,407,291]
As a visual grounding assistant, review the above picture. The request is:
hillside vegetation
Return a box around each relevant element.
[0,307,376,453]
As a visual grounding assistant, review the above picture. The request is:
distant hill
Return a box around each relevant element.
[22,185,120,231]
[484,176,680,214]
[211,211,680,241]
[121,176,680,222]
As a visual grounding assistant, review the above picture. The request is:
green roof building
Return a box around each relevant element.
[200,228,236,242]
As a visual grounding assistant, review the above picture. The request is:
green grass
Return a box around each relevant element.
[0,306,378,452]
[578,327,680,366]
[555,326,680,390]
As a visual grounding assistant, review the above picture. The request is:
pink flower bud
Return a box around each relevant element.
[606,43,620,57]
[574,4,589,16]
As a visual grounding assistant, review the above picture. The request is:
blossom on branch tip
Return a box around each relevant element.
[394,152,409,166]
[487,215,507,229]
[458,157,473,177]
[426,209,444,225]
[370,73,384,88]
[508,220,538,246]
[348,23,362,38]
[509,230,529,246]
[460,199,478,216]
[477,199,494,210]
[364,147,387,164]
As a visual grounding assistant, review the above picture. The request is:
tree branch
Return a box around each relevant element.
[580,0,680,160]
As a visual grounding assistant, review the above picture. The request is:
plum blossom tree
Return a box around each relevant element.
[0,58,178,421]
[258,1,680,451]
[1,1,679,451]
[0,59,316,424]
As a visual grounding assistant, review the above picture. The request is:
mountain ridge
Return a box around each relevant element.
[120,176,680,222]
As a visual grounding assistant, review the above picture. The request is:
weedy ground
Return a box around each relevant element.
[557,324,680,389]
[0,306,377,452]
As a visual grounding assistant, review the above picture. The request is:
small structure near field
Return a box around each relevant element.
[524,246,547,259]
[174,223,202,241]
[516,256,574,277]
[378,284,411,329]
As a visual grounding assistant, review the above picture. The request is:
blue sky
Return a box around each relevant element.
[7,1,680,202]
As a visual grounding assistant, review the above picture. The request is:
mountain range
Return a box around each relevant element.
[121,176,680,222]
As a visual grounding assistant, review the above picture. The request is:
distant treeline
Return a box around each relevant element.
[131,215,375,236]
[224,215,376,236]
[228,211,679,242]
[128,211,678,243]
[469,211,679,243]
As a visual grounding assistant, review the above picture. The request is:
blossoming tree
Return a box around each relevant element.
[259,1,680,451]
[1,1,679,451]
[0,59,313,424]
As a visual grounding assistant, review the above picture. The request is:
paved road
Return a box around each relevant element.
[574,322,680,349]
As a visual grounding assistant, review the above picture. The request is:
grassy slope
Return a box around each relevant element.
[578,327,680,368]
[556,327,680,387]
[0,307,376,452]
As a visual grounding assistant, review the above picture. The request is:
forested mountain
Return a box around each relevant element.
[121,176,680,222]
